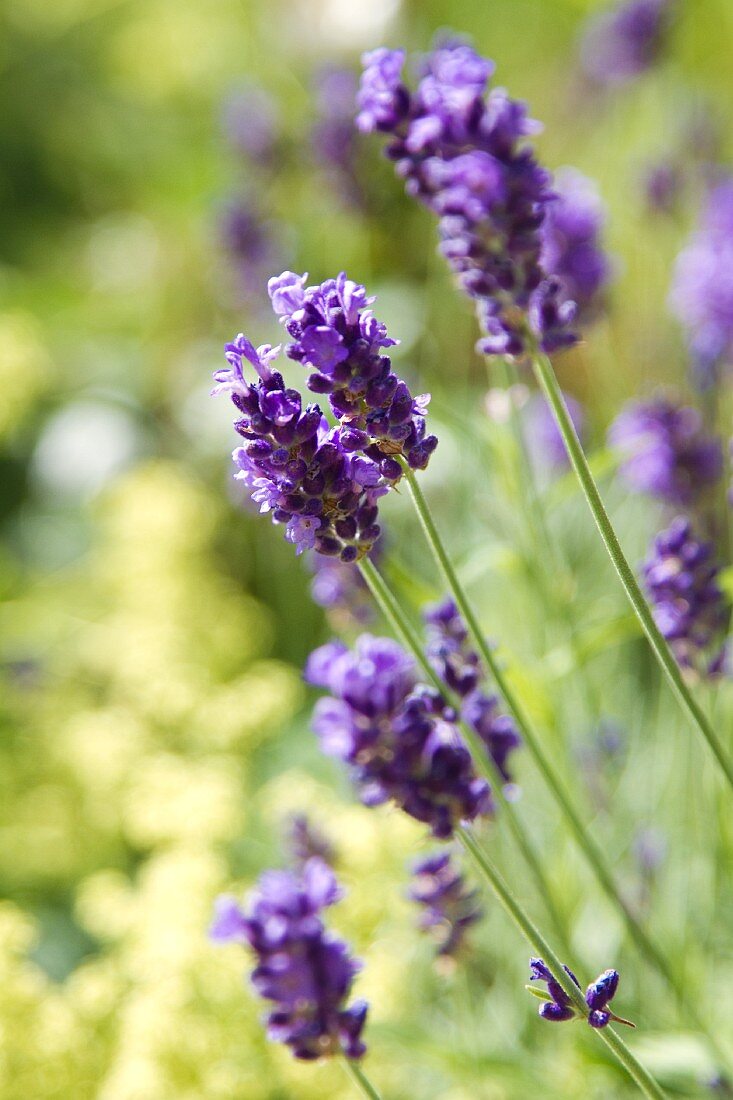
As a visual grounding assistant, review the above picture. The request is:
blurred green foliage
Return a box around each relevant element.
[1,0,733,1097]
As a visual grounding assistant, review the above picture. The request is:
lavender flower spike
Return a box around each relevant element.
[609,397,723,505]
[269,270,437,478]
[210,858,368,1060]
[643,517,729,677]
[306,634,491,838]
[409,850,482,957]
[358,39,577,356]
[213,331,387,561]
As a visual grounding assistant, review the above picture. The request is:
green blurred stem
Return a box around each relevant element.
[342,1058,383,1100]
[458,828,666,1100]
[398,461,729,1068]
[357,557,569,949]
[530,346,733,793]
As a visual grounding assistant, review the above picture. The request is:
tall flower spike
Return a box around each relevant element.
[306,634,491,839]
[642,517,729,677]
[579,0,674,87]
[213,332,386,560]
[423,598,522,783]
[269,270,437,478]
[357,39,578,356]
[409,850,482,958]
[609,397,723,505]
[670,178,733,387]
[210,858,368,1060]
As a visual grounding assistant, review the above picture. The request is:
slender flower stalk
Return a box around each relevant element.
[457,829,666,1100]
[530,344,733,793]
[357,556,569,947]
[396,458,730,1071]
[342,1058,384,1100]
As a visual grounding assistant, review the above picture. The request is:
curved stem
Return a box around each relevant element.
[342,1057,383,1100]
[399,463,728,1069]
[358,557,569,948]
[458,828,666,1100]
[530,347,733,793]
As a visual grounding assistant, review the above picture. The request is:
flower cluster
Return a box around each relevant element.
[284,813,336,870]
[409,850,482,957]
[210,858,367,1060]
[306,634,491,838]
[424,598,521,783]
[609,397,722,505]
[271,270,436,475]
[356,41,578,357]
[540,168,611,324]
[642,517,728,676]
[670,178,733,386]
[529,958,632,1029]
[580,0,674,87]
[214,334,385,559]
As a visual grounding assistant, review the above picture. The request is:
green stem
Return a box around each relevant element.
[530,347,733,793]
[399,462,728,1068]
[458,828,666,1100]
[342,1057,383,1100]
[357,558,569,948]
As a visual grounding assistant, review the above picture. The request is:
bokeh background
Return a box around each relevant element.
[2,0,733,1097]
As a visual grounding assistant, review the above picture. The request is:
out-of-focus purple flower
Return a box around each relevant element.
[643,516,729,676]
[643,162,682,213]
[221,83,281,162]
[670,179,733,386]
[609,398,723,505]
[540,168,611,324]
[357,39,577,357]
[312,66,364,207]
[218,197,281,299]
[523,391,586,473]
[310,554,374,626]
[270,270,437,476]
[529,957,581,1023]
[284,813,336,870]
[409,850,482,957]
[210,859,367,1060]
[580,0,674,87]
[423,598,522,783]
[212,332,386,561]
[306,635,491,839]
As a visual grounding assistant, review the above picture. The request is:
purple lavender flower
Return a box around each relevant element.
[312,66,364,207]
[523,391,586,473]
[529,959,633,1029]
[218,197,281,299]
[210,858,367,1060]
[642,517,729,676]
[670,179,733,385]
[306,634,491,839]
[310,554,374,626]
[284,813,336,870]
[609,398,723,505]
[357,40,577,357]
[529,957,581,1023]
[580,0,674,87]
[213,333,386,560]
[269,270,436,477]
[221,83,281,162]
[423,598,521,783]
[540,168,611,324]
[409,850,482,957]
[643,161,682,214]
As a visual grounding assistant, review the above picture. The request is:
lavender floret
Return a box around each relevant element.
[529,957,581,1023]
[307,635,491,838]
[210,858,367,1060]
[409,850,482,957]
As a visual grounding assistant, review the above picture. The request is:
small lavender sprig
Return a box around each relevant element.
[210,858,368,1061]
[409,849,482,958]
[528,958,635,1029]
